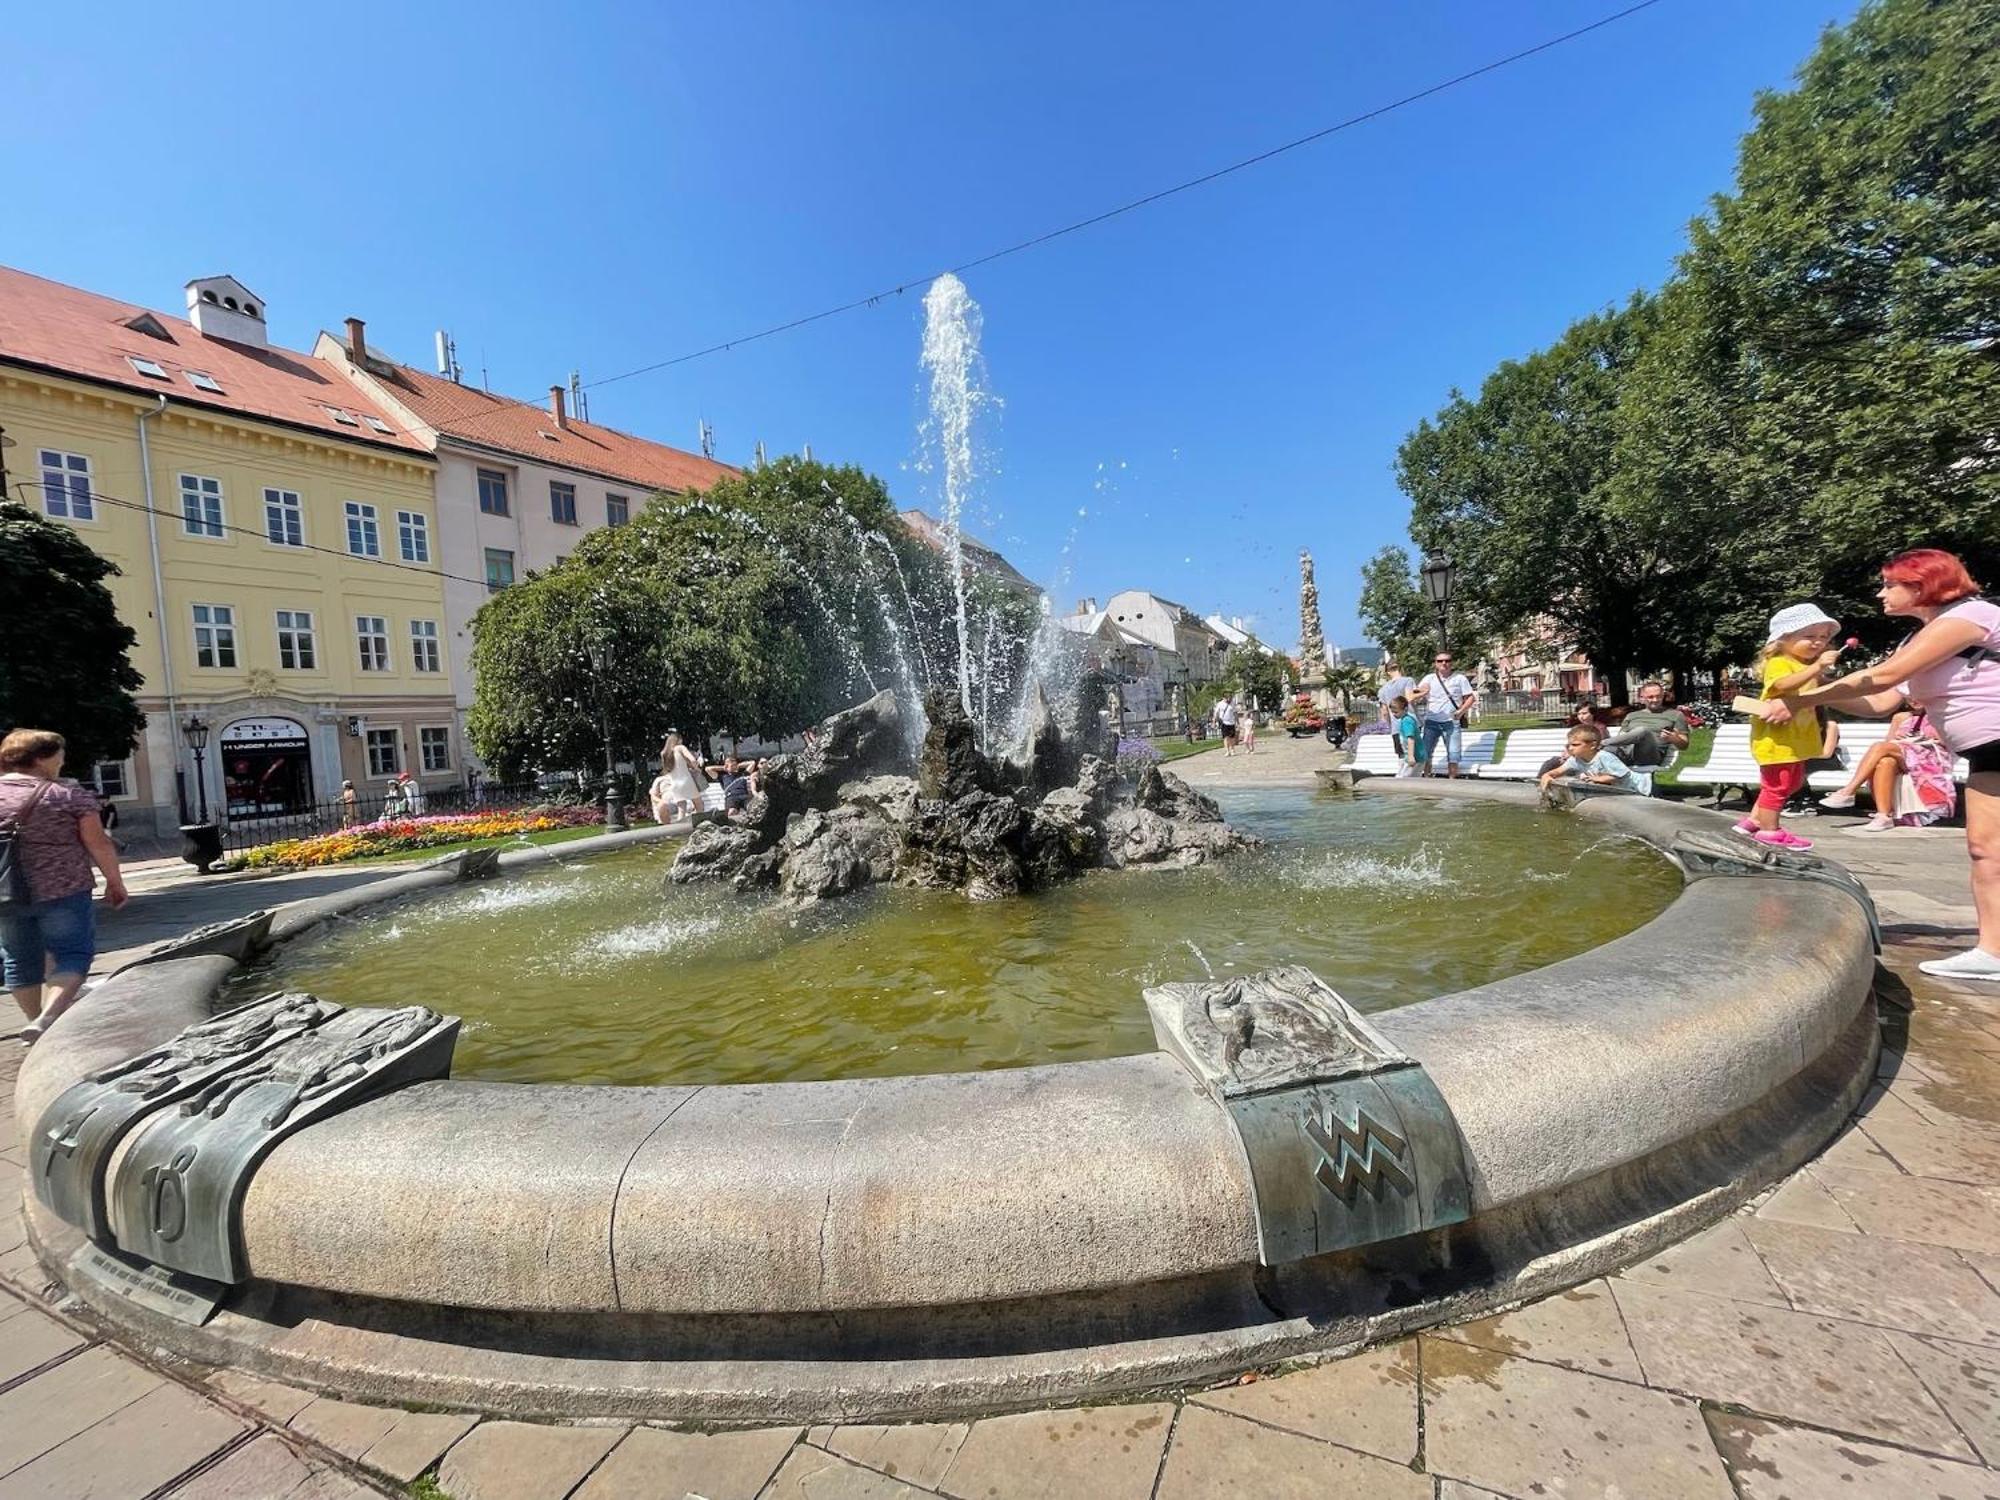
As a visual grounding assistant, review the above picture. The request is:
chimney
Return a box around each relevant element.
[344,317,366,362]
[549,386,568,430]
[1076,597,1097,615]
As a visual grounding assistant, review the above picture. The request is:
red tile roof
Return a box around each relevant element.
[0,264,426,454]
[360,359,737,495]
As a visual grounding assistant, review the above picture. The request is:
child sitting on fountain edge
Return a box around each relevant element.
[1538,725,1638,794]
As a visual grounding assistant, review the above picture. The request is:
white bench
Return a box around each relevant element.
[1349,733,1404,777]
[1810,721,1889,790]
[1673,724,1758,804]
[1406,726,1498,776]
[1481,729,1570,781]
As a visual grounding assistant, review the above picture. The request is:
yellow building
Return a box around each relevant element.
[0,266,455,836]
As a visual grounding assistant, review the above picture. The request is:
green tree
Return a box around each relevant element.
[1356,546,1434,676]
[1226,644,1288,712]
[0,502,143,772]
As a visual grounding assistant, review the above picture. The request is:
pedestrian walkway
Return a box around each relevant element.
[4,799,1997,1497]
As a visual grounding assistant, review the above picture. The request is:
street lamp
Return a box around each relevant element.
[582,636,626,831]
[178,714,223,873]
[1419,554,1457,653]
[181,715,211,823]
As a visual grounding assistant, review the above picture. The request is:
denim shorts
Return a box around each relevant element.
[1418,719,1464,766]
[0,888,96,988]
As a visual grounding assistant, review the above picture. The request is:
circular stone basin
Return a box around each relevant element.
[226,787,1680,1086]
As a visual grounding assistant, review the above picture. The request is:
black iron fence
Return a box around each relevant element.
[214,778,580,857]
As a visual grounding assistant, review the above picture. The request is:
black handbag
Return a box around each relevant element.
[0,779,53,907]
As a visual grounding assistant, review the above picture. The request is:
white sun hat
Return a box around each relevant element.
[1766,602,1840,641]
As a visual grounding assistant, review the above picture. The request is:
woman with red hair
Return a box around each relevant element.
[1759,548,2000,981]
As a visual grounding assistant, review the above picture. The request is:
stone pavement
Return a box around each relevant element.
[6,750,2000,1497]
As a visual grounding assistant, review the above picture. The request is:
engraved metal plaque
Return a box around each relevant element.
[107,1005,458,1283]
[69,1242,227,1326]
[105,910,275,979]
[1671,828,1881,951]
[32,992,335,1240]
[1146,966,1470,1264]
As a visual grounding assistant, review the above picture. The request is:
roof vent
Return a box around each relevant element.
[185,275,269,347]
[122,312,171,342]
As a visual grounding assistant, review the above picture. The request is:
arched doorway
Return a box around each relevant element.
[219,716,314,819]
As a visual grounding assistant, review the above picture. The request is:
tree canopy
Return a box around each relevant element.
[0,502,144,772]
[1389,0,1999,682]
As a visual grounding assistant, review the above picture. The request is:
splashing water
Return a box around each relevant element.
[921,274,988,719]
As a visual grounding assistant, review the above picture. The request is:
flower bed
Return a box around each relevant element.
[227,805,607,871]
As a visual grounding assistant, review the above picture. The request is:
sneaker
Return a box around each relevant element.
[1855,815,1894,833]
[1754,828,1814,850]
[1819,790,1857,810]
[1919,949,2000,982]
[16,1021,43,1048]
[1733,817,1760,836]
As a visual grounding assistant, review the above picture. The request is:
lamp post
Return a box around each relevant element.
[582,636,626,831]
[1419,553,1457,654]
[178,714,223,873]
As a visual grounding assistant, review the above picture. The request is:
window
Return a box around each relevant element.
[275,609,317,670]
[356,615,390,672]
[396,509,430,564]
[345,501,380,557]
[549,481,577,526]
[419,726,452,773]
[477,469,510,516]
[264,488,304,547]
[91,761,129,799]
[363,414,393,434]
[365,727,400,778]
[185,371,224,394]
[323,406,360,426]
[38,450,93,520]
[128,356,168,380]
[179,474,224,538]
[606,492,630,527]
[409,619,441,673]
[192,603,237,668]
[484,547,515,592]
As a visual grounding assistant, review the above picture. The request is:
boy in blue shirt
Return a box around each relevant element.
[1393,696,1420,778]
[1537,726,1638,794]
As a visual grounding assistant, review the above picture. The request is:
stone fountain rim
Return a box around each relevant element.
[8,784,1877,1422]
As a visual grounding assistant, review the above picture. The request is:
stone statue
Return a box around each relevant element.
[1298,549,1326,684]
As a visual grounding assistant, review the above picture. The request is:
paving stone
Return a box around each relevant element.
[1419,1337,1732,1499]
[437,1420,627,1500]
[1814,1116,1906,1173]
[1860,1108,2000,1185]
[1616,1217,1789,1307]
[1879,1046,1935,1083]
[358,1409,480,1483]
[1754,1168,1858,1233]
[1435,1484,1518,1500]
[0,1378,244,1499]
[939,1402,1174,1500]
[1888,1331,2000,1466]
[1817,1160,2000,1254]
[168,1432,371,1499]
[1910,1051,2000,1128]
[818,1421,970,1489]
[205,1368,319,1424]
[573,1424,799,1499]
[0,1304,85,1384]
[1190,1340,1417,1463]
[1610,1278,1972,1458]
[1744,1215,2000,1343]
[0,1344,162,1475]
[1707,1411,2000,1499]
[1859,1079,1940,1131]
[1154,1402,1429,1499]
[762,1445,935,1499]
[1431,1282,1643,1384]
[285,1394,404,1459]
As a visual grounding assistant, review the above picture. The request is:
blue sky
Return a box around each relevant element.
[6,0,1858,647]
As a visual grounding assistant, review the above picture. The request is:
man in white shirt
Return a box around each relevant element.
[1413,651,1479,778]
[1216,695,1239,757]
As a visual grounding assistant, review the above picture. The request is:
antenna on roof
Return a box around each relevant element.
[434,330,462,384]
[754,440,767,468]
[568,370,588,423]
[698,419,715,459]
[480,354,489,392]
[802,442,813,462]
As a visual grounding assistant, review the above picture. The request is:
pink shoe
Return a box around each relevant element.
[1733,817,1760,836]
[1754,828,1814,850]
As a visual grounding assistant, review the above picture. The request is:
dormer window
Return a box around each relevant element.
[186,371,223,394]
[128,356,168,380]
[363,414,393,434]
[122,312,171,341]
[322,406,359,427]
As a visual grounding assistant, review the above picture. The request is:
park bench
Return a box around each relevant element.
[1349,733,1403,777]
[1480,729,1569,781]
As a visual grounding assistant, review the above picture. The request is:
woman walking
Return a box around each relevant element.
[1,729,128,1045]
[649,731,707,824]
[1757,549,2000,980]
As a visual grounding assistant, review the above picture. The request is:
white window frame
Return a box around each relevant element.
[91,760,131,800]
[409,618,441,673]
[264,487,305,548]
[549,481,578,526]
[191,602,237,669]
[364,727,401,779]
[275,608,318,671]
[345,501,381,558]
[418,725,453,774]
[396,509,431,564]
[37,449,95,522]
[355,614,391,673]
[185,370,224,394]
[128,356,168,380]
[179,474,225,539]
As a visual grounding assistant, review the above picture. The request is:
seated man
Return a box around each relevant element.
[709,753,757,812]
[1538,726,1639,795]
[1601,680,1690,781]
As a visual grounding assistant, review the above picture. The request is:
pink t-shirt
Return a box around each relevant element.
[0,775,100,902]
[1902,598,2000,754]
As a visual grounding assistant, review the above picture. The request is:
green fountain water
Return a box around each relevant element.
[226,788,1677,1086]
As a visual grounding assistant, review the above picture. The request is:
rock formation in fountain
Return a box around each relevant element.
[667,688,1256,906]
[1298,548,1326,682]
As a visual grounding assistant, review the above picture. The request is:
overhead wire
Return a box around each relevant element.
[584,0,1674,391]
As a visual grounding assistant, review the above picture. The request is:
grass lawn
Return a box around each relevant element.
[1155,738,1220,763]
[339,823,620,866]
